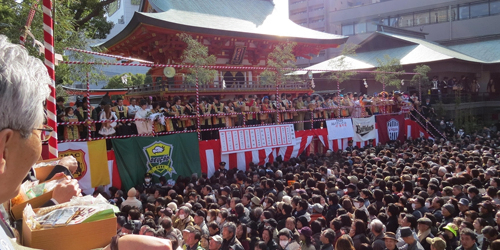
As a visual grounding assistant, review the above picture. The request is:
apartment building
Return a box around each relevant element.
[289,0,500,67]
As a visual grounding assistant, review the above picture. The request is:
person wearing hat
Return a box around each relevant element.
[298,227,315,250]
[183,226,204,250]
[142,173,154,190]
[209,235,223,250]
[251,196,261,208]
[478,201,496,226]
[441,223,459,250]
[219,162,228,176]
[384,232,399,250]
[194,210,209,236]
[400,227,425,250]
[121,187,142,210]
[346,183,358,198]
[438,204,455,231]
[310,203,325,222]
[417,218,434,249]
[458,198,470,217]
[277,228,300,250]
[426,237,446,250]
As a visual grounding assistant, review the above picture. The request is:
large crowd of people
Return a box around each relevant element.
[96,132,500,250]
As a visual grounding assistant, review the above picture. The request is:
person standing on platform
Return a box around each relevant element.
[200,97,212,140]
[295,95,305,130]
[303,94,312,130]
[184,97,197,131]
[246,95,257,126]
[128,98,139,134]
[225,101,236,128]
[135,99,153,135]
[62,107,80,140]
[75,97,97,138]
[113,97,133,136]
[161,101,175,132]
[212,97,225,139]
[172,97,185,131]
[235,95,245,126]
[261,96,272,125]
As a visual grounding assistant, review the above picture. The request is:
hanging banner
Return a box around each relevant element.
[219,124,295,154]
[202,130,313,177]
[326,118,354,140]
[112,133,201,191]
[377,114,406,144]
[352,116,377,142]
[58,140,110,195]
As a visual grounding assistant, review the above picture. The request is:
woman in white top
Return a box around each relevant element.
[99,104,117,136]
[135,99,153,135]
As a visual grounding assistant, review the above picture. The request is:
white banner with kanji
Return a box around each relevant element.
[326,118,355,140]
[219,124,295,154]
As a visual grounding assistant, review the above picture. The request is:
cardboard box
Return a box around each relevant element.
[10,191,53,221]
[23,216,116,250]
[33,157,61,181]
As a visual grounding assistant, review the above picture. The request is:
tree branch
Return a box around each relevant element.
[74,0,117,30]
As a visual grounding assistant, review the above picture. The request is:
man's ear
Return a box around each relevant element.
[0,129,15,175]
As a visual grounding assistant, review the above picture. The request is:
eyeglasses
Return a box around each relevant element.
[36,125,54,142]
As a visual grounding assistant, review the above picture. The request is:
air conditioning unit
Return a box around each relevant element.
[118,15,125,24]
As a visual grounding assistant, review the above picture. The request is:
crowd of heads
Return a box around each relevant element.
[94,132,500,250]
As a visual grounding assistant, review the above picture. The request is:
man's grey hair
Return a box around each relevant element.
[179,206,191,214]
[370,219,385,234]
[0,35,51,138]
[223,222,237,235]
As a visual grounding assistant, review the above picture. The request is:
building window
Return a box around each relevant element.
[459,5,470,19]
[354,22,366,34]
[389,17,399,27]
[398,13,414,27]
[342,24,354,35]
[451,7,458,21]
[367,21,378,32]
[414,11,430,25]
[492,1,500,15]
[430,8,449,23]
[470,2,489,18]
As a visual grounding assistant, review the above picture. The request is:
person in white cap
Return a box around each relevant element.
[121,187,142,210]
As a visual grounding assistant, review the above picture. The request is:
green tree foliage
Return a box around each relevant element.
[373,55,405,89]
[259,42,297,85]
[104,73,147,89]
[179,33,217,85]
[410,64,431,86]
[326,43,359,88]
[0,0,116,86]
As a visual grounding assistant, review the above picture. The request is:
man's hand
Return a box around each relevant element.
[52,178,81,204]
[58,156,78,174]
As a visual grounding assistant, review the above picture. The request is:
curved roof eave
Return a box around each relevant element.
[97,11,348,50]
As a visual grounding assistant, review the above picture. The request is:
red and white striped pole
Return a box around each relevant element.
[43,0,57,158]
[20,0,39,46]
[86,72,92,140]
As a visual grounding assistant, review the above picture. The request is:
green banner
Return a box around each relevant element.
[112,133,201,191]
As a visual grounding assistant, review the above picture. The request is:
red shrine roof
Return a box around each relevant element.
[98,0,347,60]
